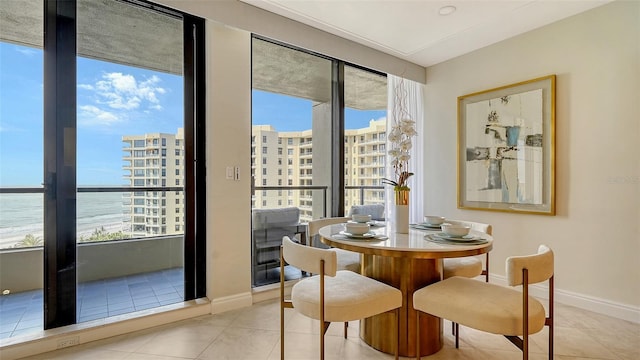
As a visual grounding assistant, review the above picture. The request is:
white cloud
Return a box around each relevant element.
[90,72,165,111]
[16,48,38,57]
[0,124,25,133]
[78,105,120,126]
[76,72,168,128]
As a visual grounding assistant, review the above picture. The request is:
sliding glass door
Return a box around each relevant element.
[0,0,45,339]
[250,37,387,287]
[251,37,333,286]
[75,0,188,323]
[344,66,387,213]
[0,0,205,336]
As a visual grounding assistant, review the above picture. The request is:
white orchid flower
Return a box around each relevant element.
[400,118,415,126]
[400,139,412,150]
[388,149,400,157]
[401,125,417,136]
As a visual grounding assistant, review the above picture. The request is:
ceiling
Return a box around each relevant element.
[241,0,611,67]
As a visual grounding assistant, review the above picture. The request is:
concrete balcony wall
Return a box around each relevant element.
[0,247,43,294]
[0,236,183,294]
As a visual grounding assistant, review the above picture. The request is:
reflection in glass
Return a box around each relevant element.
[344,66,387,215]
[251,38,332,286]
[75,0,185,322]
[0,0,45,336]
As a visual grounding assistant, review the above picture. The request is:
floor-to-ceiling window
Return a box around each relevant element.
[344,65,387,213]
[75,0,188,323]
[250,36,386,287]
[251,37,333,286]
[0,0,45,339]
[0,0,205,338]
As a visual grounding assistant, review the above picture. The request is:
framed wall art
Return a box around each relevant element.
[457,75,556,215]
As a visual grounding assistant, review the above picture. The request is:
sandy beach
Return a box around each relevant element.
[0,222,129,249]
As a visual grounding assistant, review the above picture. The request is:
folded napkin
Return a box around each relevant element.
[424,234,488,245]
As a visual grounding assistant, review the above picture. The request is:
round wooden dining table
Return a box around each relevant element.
[319,222,493,357]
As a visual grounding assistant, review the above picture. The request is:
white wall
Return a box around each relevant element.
[205,22,254,311]
[423,1,639,319]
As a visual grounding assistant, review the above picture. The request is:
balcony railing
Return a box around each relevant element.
[345,185,385,207]
[251,185,386,218]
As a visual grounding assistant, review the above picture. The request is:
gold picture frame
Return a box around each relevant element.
[457,75,556,215]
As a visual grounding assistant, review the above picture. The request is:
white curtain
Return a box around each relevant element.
[385,75,425,223]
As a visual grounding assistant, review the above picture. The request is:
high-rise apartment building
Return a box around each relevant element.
[344,119,387,210]
[251,119,386,221]
[122,129,185,237]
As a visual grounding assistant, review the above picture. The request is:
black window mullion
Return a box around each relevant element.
[331,61,345,217]
[182,16,196,301]
[193,16,207,299]
[43,0,77,329]
[182,14,206,300]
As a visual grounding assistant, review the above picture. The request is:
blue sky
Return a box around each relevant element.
[1,42,385,186]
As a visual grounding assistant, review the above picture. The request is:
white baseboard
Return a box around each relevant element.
[210,292,253,314]
[488,274,640,324]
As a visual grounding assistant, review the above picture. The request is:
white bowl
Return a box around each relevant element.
[441,223,471,237]
[351,214,372,223]
[424,216,445,225]
[345,222,370,235]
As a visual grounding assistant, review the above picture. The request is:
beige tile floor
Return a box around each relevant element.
[21,299,639,360]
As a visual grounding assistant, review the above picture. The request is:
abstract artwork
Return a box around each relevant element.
[457,75,556,215]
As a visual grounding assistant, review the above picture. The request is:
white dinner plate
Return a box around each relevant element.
[414,223,441,229]
[432,232,478,242]
[339,231,377,239]
[347,220,384,227]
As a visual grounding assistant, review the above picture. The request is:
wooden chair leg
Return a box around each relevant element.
[395,308,399,360]
[344,321,348,339]
[280,302,284,360]
[484,252,490,282]
[320,330,324,360]
[455,322,459,348]
[320,262,325,360]
[280,302,285,360]
[416,311,421,360]
[549,275,554,359]
[280,248,285,360]
[523,268,529,360]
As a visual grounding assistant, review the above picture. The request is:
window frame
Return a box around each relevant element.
[37,0,207,330]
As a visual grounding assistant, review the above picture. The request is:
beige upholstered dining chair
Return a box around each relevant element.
[441,220,492,342]
[413,245,554,360]
[348,203,385,220]
[280,236,402,360]
[307,217,360,273]
[442,220,492,281]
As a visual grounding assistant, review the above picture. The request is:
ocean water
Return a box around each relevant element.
[0,192,126,248]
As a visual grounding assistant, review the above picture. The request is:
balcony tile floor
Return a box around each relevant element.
[13,299,640,360]
[0,268,183,339]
